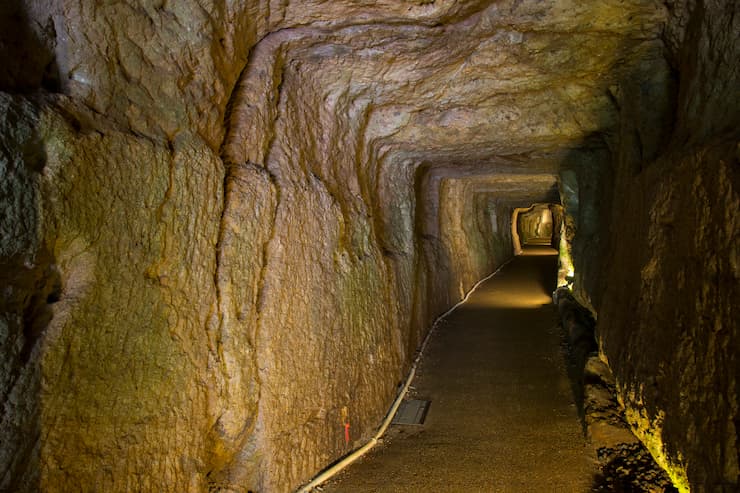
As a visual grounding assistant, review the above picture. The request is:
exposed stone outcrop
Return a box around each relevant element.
[554,288,678,491]
[0,0,736,492]
[0,93,226,491]
[597,143,739,489]
[582,0,740,490]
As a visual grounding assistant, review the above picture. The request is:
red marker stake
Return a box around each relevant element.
[344,422,350,444]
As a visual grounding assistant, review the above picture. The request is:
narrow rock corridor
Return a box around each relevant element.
[1,1,737,491]
[324,246,595,492]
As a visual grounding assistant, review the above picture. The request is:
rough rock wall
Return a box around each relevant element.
[1,1,268,486]
[556,146,619,314]
[591,0,740,490]
[1,95,46,492]
[0,91,512,492]
[0,0,253,488]
[0,93,224,491]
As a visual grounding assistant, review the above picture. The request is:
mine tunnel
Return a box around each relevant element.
[0,1,738,492]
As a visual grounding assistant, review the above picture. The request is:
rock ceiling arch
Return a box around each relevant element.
[223,0,666,208]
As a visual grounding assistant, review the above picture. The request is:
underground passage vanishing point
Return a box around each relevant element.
[0,0,738,492]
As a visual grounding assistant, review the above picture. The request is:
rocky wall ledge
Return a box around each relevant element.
[554,288,678,492]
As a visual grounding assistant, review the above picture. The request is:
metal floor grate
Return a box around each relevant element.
[392,399,431,425]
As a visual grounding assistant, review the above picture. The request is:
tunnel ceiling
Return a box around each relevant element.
[217,0,665,207]
[15,0,668,207]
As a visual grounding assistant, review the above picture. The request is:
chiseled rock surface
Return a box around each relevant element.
[2,0,735,492]
[598,140,739,491]
[0,92,225,491]
[0,95,47,492]
[595,0,739,490]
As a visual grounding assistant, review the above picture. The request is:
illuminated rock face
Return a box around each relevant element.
[0,1,736,492]
[0,94,224,492]
[594,1,740,489]
[517,204,555,246]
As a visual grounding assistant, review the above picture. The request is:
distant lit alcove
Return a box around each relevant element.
[511,203,564,254]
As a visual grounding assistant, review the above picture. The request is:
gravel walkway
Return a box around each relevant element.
[322,247,596,492]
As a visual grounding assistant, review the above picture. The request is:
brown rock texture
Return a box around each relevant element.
[593,0,740,490]
[0,0,736,492]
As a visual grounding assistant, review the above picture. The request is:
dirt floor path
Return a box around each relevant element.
[321,246,595,492]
